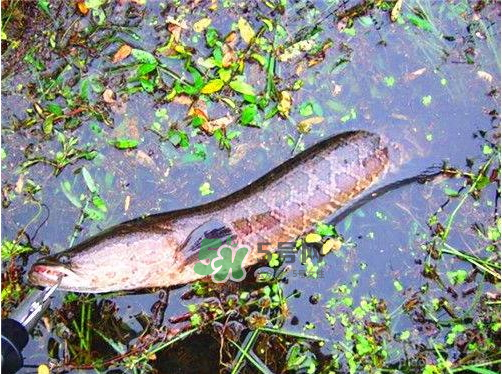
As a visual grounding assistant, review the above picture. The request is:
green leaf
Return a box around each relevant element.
[199,182,214,196]
[112,138,139,150]
[136,63,157,77]
[61,180,82,208]
[316,222,337,236]
[47,103,63,116]
[421,95,432,106]
[200,79,224,94]
[393,280,404,292]
[237,17,255,44]
[205,27,219,47]
[84,206,105,221]
[81,167,97,193]
[406,13,433,32]
[92,195,107,212]
[42,116,54,135]
[131,49,157,64]
[1,241,33,261]
[80,78,90,101]
[37,0,50,14]
[461,367,499,374]
[85,0,106,9]
[446,269,468,285]
[240,104,258,125]
[444,187,459,197]
[229,79,255,96]
[384,76,395,87]
[188,67,204,89]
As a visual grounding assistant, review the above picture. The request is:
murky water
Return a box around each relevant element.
[2,0,500,372]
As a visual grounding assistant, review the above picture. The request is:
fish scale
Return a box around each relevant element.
[29,131,389,293]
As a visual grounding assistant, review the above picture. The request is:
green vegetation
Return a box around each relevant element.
[1,0,499,372]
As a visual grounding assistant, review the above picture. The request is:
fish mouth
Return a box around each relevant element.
[28,260,75,287]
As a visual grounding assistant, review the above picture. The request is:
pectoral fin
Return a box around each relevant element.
[178,218,235,265]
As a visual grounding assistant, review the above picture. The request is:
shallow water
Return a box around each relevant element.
[1,0,500,372]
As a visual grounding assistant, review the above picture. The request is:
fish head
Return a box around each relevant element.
[29,231,176,293]
[29,252,89,291]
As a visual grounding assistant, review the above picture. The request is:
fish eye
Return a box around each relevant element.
[58,255,70,264]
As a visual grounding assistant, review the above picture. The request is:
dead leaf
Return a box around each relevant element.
[168,23,182,43]
[15,174,24,194]
[135,150,156,169]
[297,116,324,133]
[391,113,409,121]
[202,115,233,135]
[103,88,116,103]
[222,44,237,68]
[112,45,132,64]
[225,31,238,47]
[172,94,193,106]
[76,1,89,15]
[404,67,427,81]
[477,70,493,83]
[124,195,131,212]
[332,84,342,96]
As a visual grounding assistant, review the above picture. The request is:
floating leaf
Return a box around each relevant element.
[61,180,82,208]
[136,63,157,76]
[92,195,107,212]
[131,49,157,64]
[447,269,468,285]
[47,103,63,116]
[444,187,459,197]
[112,44,132,63]
[77,1,89,15]
[112,138,139,150]
[206,27,219,47]
[421,95,432,106]
[84,0,105,9]
[237,17,255,44]
[391,0,404,22]
[84,206,105,221]
[42,116,54,135]
[393,280,404,292]
[298,116,324,133]
[199,182,214,196]
[200,79,225,94]
[81,167,97,193]
[277,91,292,118]
[193,18,212,33]
[406,13,433,32]
[229,79,255,96]
[240,104,258,125]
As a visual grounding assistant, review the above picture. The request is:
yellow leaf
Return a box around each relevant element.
[321,238,342,255]
[298,116,324,133]
[193,18,212,33]
[277,91,292,118]
[200,79,225,94]
[112,45,132,64]
[38,364,50,374]
[237,17,255,44]
[305,233,322,243]
[391,0,404,22]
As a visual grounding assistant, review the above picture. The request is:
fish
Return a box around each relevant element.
[29,131,389,293]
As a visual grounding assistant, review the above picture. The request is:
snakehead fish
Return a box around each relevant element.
[29,131,390,293]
